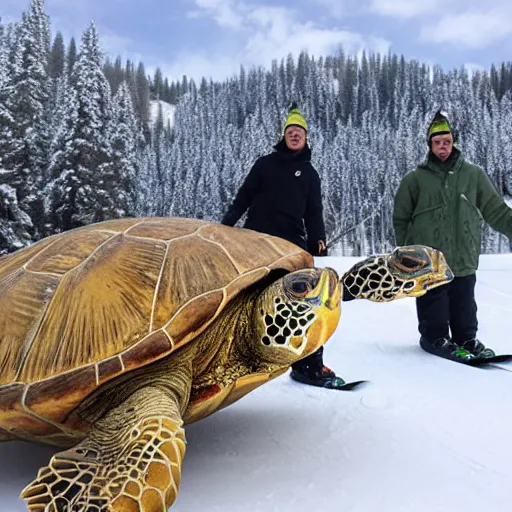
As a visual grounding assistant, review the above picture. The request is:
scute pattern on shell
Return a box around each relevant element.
[0,218,312,435]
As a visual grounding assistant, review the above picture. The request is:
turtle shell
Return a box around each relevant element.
[0,217,312,442]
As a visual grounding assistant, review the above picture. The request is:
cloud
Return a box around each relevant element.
[177,0,390,82]
[191,0,245,29]
[312,0,348,19]
[244,7,389,62]
[369,0,512,50]
[420,7,512,48]
[160,53,242,83]
[99,30,143,61]
[370,0,444,19]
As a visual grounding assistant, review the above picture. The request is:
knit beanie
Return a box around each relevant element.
[427,109,452,143]
[283,102,307,133]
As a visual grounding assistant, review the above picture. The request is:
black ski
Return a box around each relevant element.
[291,371,368,390]
[427,352,512,368]
[463,354,512,366]
[421,342,512,367]
[337,380,368,390]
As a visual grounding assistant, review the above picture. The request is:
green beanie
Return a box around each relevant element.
[283,102,307,133]
[427,109,452,143]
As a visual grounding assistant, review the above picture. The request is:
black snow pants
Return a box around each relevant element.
[416,274,478,344]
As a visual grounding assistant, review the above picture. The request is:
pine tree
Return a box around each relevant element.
[148,102,168,216]
[111,81,140,217]
[0,31,33,252]
[103,55,125,95]
[0,25,16,172]
[135,62,150,138]
[0,179,34,254]
[45,73,78,232]
[1,0,51,239]
[135,144,157,217]
[66,36,77,75]
[47,22,115,231]
[153,67,164,99]
[49,31,65,80]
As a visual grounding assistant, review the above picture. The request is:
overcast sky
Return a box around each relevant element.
[3,0,511,82]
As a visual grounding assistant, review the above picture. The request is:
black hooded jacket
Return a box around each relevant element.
[221,140,326,254]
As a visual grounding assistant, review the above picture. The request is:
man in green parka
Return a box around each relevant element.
[393,109,512,362]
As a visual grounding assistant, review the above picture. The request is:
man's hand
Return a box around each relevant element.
[317,240,327,256]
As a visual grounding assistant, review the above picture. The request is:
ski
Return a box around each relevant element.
[291,370,368,390]
[463,354,512,366]
[425,350,512,367]
[337,380,368,390]
[420,341,512,367]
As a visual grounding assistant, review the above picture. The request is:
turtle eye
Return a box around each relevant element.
[285,273,317,297]
[398,255,427,271]
[284,270,320,298]
[290,279,310,295]
[390,248,429,273]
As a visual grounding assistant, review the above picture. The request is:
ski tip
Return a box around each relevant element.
[465,354,512,366]
[339,380,369,391]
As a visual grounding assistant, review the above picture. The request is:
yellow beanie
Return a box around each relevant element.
[427,109,452,143]
[283,102,307,133]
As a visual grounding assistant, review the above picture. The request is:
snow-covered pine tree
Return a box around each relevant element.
[49,31,65,81]
[0,0,51,240]
[66,37,77,76]
[135,62,151,139]
[0,28,33,252]
[111,81,140,218]
[47,22,115,231]
[0,178,34,255]
[149,101,168,216]
[45,73,79,232]
[0,25,17,174]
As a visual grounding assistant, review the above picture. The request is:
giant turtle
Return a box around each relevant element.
[0,217,452,511]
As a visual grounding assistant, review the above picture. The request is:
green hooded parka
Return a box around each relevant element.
[393,148,512,276]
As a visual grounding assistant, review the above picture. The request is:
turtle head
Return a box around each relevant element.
[387,245,453,298]
[342,245,454,302]
[253,267,342,365]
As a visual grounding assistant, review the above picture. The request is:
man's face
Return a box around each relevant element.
[284,126,306,151]
[430,133,453,162]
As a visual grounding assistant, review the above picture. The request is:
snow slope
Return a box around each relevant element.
[149,99,176,129]
[1,255,511,512]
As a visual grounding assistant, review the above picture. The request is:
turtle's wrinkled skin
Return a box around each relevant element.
[0,218,453,512]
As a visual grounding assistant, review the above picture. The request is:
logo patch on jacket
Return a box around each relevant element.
[295,170,302,177]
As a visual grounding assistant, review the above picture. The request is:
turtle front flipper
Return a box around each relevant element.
[21,387,186,512]
[341,245,453,302]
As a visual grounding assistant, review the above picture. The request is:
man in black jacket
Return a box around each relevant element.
[222,103,346,390]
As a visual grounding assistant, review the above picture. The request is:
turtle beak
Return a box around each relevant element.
[312,268,340,310]
[301,268,342,355]
[423,249,454,290]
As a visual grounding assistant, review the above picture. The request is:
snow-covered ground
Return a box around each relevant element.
[150,99,176,129]
[1,255,511,512]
